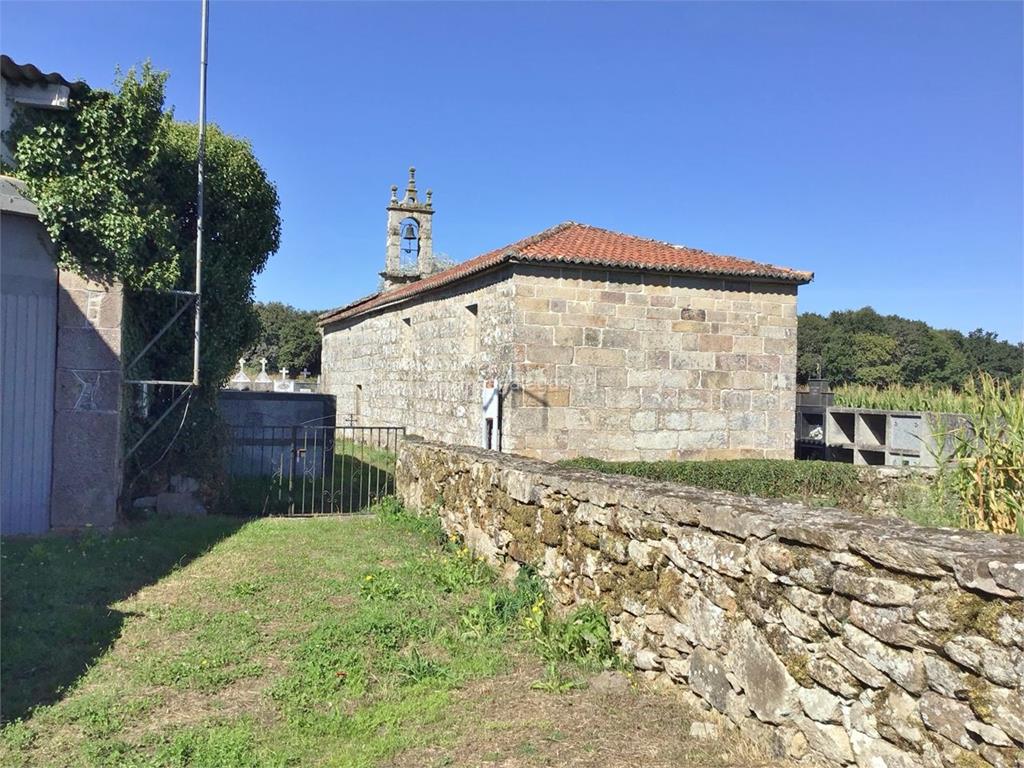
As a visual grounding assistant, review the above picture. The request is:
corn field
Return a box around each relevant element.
[936,375,1023,535]
[837,376,1023,535]
[832,381,1009,413]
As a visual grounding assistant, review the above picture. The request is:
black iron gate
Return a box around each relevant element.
[225,425,404,515]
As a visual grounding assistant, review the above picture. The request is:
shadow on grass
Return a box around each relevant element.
[0,515,247,723]
[225,453,395,516]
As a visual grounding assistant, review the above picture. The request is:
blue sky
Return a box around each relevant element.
[3,1,1022,341]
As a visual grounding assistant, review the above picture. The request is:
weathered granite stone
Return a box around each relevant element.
[843,624,926,693]
[690,647,730,713]
[919,692,974,748]
[847,601,933,650]
[876,686,927,747]
[943,635,1022,689]
[727,621,800,724]
[689,591,730,651]
[634,648,662,671]
[757,541,795,574]
[807,655,863,698]
[833,569,918,607]
[979,686,1024,745]
[789,552,836,593]
[954,557,1020,598]
[780,602,826,642]
[965,719,1014,748]
[662,618,695,652]
[678,530,747,578]
[988,561,1024,597]
[912,592,958,633]
[663,657,689,682]
[794,716,855,764]
[825,639,891,689]
[798,686,842,724]
[849,730,924,768]
[923,654,970,699]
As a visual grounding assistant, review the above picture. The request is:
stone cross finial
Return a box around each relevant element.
[280,367,289,381]
[260,357,268,374]
[405,166,417,203]
[301,368,310,380]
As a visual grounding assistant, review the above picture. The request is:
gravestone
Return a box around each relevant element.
[229,356,252,390]
[253,357,273,392]
[274,366,295,393]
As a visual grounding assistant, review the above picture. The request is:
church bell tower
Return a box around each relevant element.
[381,167,434,290]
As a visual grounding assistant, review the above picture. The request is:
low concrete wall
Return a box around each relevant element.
[217,390,336,429]
[397,440,1024,767]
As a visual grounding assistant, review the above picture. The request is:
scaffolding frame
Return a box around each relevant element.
[125,0,209,459]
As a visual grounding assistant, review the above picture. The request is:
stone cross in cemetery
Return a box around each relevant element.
[254,357,273,391]
[274,365,296,393]
[229,356,252,390]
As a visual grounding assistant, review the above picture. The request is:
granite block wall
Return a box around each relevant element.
[321,263,800,462]
[398,440,1024,767]
[320,268,518,447]
[51,271,124,529]
[507,265,799,461]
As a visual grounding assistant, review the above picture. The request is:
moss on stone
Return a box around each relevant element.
[942,591,1020,644]
[781,651,815,687]
[538,509,564,546]
[641,522,665,541]
[574,525,600,549]
[964,678,994,722]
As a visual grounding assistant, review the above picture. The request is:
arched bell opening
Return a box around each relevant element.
[398,217,420,273]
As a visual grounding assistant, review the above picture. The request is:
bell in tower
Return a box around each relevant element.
[381,166,435,290]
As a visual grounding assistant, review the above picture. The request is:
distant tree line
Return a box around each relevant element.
[797,307,1023,387]
[248,302,322,376]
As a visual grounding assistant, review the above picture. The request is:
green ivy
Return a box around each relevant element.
[5,63,281,484]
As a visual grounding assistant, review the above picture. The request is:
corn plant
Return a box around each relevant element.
[833,381,992,413]
[937,374,1024,535]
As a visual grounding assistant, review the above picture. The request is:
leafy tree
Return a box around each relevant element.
[248,302,322,375]
[6,65,181,288]
[797,307,1022,387]
[6,64,281,482]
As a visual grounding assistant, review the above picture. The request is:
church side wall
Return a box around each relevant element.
[506,265,799,461]
[320,269,517,447]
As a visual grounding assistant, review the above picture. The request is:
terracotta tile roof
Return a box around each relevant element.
[319,222,812,325]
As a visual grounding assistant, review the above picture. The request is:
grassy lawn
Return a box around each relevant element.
[1,504,781,768]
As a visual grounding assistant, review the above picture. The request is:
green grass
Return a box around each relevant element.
[0,501,626,768]
[561,456,861,507]
[0,516,246,722]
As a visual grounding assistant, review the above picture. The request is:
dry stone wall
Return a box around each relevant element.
[398,439,1024,767]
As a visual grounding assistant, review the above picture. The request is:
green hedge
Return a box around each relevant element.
[559,457,860,505]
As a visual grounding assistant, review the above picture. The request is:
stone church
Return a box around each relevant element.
[319,169,813,461]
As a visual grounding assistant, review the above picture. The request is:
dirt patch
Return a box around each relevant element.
[387,661,789,768]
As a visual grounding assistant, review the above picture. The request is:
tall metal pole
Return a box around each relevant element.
[192,0,209,386]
